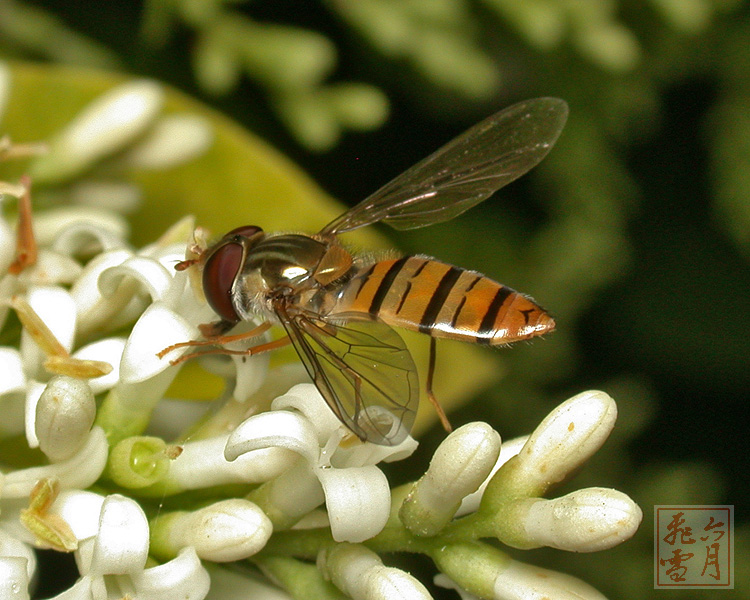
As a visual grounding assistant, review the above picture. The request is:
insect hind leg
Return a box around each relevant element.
[426,337,452,432]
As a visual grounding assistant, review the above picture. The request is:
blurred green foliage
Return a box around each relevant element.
[1,1,749,599]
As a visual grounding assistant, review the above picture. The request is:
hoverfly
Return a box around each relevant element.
[162,98,568,445]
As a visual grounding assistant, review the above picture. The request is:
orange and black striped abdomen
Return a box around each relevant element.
[337,256,555,345]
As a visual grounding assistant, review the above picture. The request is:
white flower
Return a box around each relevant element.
[45,493,210,600]
[225,383,417,543]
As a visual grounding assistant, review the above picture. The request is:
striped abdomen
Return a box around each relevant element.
[334,256,555,345]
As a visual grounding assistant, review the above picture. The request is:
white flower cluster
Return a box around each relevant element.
[0,65,642,600]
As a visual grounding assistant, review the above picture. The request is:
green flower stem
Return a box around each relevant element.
[429,541,511,600]
[257,482,498,562]
[95,370,178,445]
[258,528,336,560]
[148,511,183,560]
[254,555,348,600]
[95,388,152,445]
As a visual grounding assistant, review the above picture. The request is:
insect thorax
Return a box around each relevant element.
[231,233,354,321]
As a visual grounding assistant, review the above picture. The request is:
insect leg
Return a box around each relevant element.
[426,337,452,432]
[161,334,291,365]
[157,321,273,360]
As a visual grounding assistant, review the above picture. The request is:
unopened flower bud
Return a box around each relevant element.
[492,558,607,600]
[401,422,500,536]
[484,391,617,507]
[150,499,272,562]
[433,543,607,600]
[456,435,528,517]
[116,115,213,170]
[513,487,642,552]
[321,543,432,600]
[31,80,163,183]
[35,375,96,462]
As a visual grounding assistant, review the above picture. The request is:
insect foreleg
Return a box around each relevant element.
[160,334,291,366]
[157,321,274,362]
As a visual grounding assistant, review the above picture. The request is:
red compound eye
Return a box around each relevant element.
[203,242,243,322]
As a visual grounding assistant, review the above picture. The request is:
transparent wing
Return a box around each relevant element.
[277,308,419,445]
[320,97,568,236]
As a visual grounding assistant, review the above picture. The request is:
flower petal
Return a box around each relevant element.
[164,499,272,562]
[225,410,321,465]
[231,353,271,402]
[2,427,108,498]
[168,434,296,489]
[401,422,500,537]
[71,337,126,394]
[333,434,419,469]
[20,286,77,374]
[17,249,82,287]
[89,494,149,575]
[67,180,142,214]
[36,206,128,251]
[70,248,149,338]
[0,529,36,584]
[513,391,617,493]
[322,543,432,600]
[119,302,196,383]
[0,556,31,600]
[0,216,15,274]
[131,547,210,600]
[521,487,642,552]
[50,491,106,541]
[51,218,128,256]
[317,466,390,543]
[271,383,342,443]
[0,347,25,395]
[98,256,173,302]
